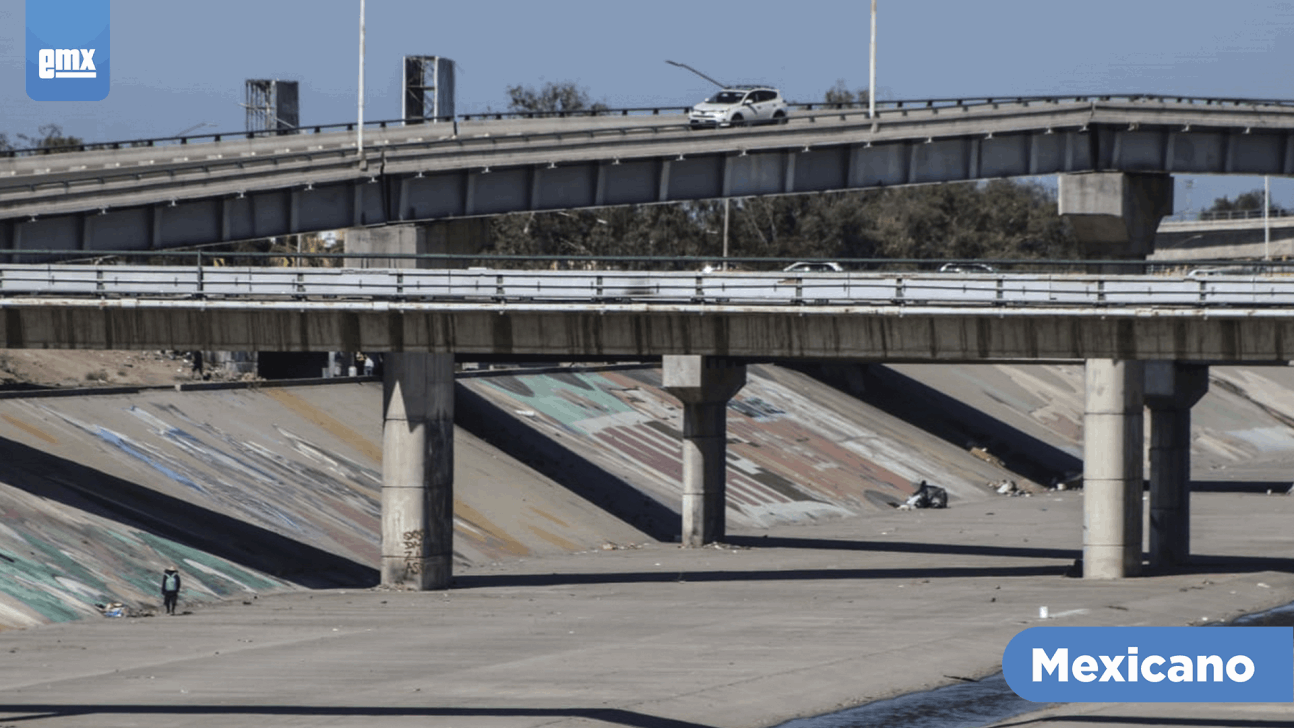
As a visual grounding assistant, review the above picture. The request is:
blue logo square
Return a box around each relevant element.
[26,0,111,101]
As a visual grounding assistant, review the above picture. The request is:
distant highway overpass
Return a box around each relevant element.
[6,95,1294,254]
[1155,214,1294,261]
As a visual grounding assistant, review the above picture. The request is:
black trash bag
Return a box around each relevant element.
[906,480,948,509]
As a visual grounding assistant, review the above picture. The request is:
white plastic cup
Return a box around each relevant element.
[1039,606,1049,619]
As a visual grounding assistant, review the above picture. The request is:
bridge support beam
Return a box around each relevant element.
[351,219,490,589]
[663,356,746,547]
[1083,359,1145,579]
[1144,362,1209,570]
[1059,172,1174,264]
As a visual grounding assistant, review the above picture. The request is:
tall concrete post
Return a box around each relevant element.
[663,356,746,547]
[1062,173,1173,579]
[381,352,454,587]
[349,219,489,589]
[1083,359,1145,579]
[1144,362,1209,570]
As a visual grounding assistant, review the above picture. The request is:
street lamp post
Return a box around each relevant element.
[869,0,877,118]
[357,0,366,165]
[664,60,726,89]
[1264,175,1271,262]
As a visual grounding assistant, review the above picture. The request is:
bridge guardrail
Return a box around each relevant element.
[7,93,1294,159]
[3,265,1294,309]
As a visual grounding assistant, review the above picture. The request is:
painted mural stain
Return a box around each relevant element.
[1,414,58,446]
[470,366,943,529]
[265,387,383,463]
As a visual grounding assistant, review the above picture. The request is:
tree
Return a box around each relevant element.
[823,79,869,108]
[1,124,84,154]
[505,81,609,115]
[1202,189,1286,219]
[487,181,1076,270]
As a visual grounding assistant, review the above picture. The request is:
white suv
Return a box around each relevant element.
[689,87,789,127]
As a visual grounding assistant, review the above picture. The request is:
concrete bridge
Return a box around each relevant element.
[4,95,1294,254]
[1155,213,1294,261]
[6,94,1294,588]
[0,258,1287,587]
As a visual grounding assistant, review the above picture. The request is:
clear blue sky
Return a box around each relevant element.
[4,0,1294,213]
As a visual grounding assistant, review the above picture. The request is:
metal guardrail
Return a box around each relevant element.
[4,265,1294,309]
[5,93,1294,158]
[1165,208,1294,224]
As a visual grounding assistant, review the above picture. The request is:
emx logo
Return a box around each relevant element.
[26,0,111,101]
[39,49,98,79]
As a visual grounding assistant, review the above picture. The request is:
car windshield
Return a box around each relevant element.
[708,91,746,104]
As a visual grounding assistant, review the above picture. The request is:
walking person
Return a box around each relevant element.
[161,566,181,615]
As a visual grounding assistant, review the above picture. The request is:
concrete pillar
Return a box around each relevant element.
[1144,362,1209,569]
[663,356,746,547]
[1059,172,1174,263]
[381,352,454,588]
[1083,359,1145,579]
[1063,173,1172,579]
[349,219,490,589]
[347,218,486,269]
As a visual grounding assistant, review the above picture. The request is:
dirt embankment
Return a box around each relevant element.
[0,350,239,389]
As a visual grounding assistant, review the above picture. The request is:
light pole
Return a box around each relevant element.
[1264,175,1271,262]
[722,198,730,270]
[869,0,877,118]
[173,122,215,138]
[357,0,366,164]
[664,60,726,89]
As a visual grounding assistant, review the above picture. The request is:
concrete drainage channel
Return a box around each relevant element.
[772,673,1043,728]
[778,598,1294,728]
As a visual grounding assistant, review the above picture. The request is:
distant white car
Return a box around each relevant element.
[782,261,843,273]
[938,262,996,274]
[689,87,789,127]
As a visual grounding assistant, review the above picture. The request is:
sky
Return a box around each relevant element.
[4,0,1294,214]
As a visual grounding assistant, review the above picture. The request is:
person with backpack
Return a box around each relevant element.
[161,567,181,615]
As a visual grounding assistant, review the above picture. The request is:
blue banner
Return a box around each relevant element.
[1003,626,1293,702]
[26,0,111,101]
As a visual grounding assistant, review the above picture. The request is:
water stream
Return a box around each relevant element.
[773,672,1044,728]
[775,600,1294,728]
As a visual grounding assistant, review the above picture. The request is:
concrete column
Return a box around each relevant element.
[381,352,454,588]
[1059,172,1174,268]
[1083,359,1145,579]
[349,219,490,590]
[1144,362,1209,569]
[663,356,746,547]
[1063,173,1172,579]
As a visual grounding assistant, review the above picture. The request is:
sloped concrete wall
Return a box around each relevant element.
[0,382,649,629]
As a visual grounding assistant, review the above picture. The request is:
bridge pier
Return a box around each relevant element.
[350,220,490,589]
[380,352,454,588]
[1059,172,1174,266]
[1145,362,1209,569]
[663,356,746,547]
[1083,359,1145,579]
[1062,172,1174,578]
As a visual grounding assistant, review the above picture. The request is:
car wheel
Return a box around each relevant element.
[773,110,787,125]
[731,113,746,127]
